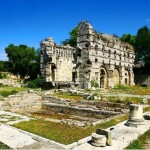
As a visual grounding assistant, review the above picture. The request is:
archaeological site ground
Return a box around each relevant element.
[0,82,150,149]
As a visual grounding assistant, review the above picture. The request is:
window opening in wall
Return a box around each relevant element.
[95,72,98,81]
[125,78,127,85]
[109,50,111,57]
[95,45,98,54]
[102,45,105,52]
[95,58,98,64]
[114,51,116,59]
[72,72,77,82]
[100,69,105,88]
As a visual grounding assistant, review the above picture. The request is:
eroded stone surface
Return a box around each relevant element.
[91,133,106,147]
[125,104,144,127]
[40,21,135,89]
[96,129,112,146]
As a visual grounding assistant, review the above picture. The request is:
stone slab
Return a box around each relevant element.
[0,124,36,148]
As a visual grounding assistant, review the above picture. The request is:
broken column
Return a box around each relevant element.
[96,129,112,146]
[126,104,144,127]
[91,129,112,147]
[91,133,106,147]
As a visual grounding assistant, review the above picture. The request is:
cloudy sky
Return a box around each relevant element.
[0,0,150,60]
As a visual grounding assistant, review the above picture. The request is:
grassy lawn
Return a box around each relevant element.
[111,85,150,95]
[126,129,150,149]
[0,86,27,97]
[106,96,142,104]
[13,114,128,144]
[0,142,10,149]
[13,106,150,145]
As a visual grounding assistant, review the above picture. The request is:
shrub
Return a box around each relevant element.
[0,90,18,97]
[0,72,8,79]
[114,84,130,90]
[27,77,45,88]
[90,80,99,88]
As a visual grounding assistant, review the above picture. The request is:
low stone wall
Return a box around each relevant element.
[42,103,120,119]
[1,91,42,112]
[0,79,21,87]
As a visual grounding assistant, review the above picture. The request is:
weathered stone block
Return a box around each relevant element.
[91,133,106,147]
[96,129,112,146]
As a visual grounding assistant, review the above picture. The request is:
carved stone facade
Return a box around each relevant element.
[40,21,135,89]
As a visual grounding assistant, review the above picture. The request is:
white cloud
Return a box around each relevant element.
[145,18,150,22]
[0,53,8,61]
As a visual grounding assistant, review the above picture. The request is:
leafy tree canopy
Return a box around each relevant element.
[134,26,150,63]
[5,44,40,79]
[120,34,136,46]
[61,27,78,48]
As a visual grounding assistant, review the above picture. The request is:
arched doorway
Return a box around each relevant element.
[100,68,107,88]
[113,69,120,86]
[51,63,56,81]
[124,70,130,85]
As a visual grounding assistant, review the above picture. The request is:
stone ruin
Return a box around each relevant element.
[40,20,135,89]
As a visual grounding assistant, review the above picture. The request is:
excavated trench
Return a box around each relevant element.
[35,95,129,126]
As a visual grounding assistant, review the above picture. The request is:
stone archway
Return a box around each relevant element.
[112,69,120,86]
[51,63,56,81]
[124,70,130,86]
[100,68,108,88]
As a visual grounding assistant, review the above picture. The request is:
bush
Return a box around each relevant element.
[0,72,8,79]
[90,80,99,88]
[0,90,18,97]
[114,84,130,90]
[27,77,45,88]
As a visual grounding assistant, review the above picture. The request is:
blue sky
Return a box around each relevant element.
[0,0,150,60]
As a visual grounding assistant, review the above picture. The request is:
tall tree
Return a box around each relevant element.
[134,26,150,63]
[5,44,39,79]
[62,27,78,48]
[28,48,41,80]
[120,34,136,46]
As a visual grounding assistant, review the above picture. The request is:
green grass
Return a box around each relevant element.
[13,114,128,145]
[111,85,150,95]
[0,142,10,149]
[106,96,142,104]
[0,87,27,97]
[126,129,150,149]
[143,105,150,112]
[0,114,22,123]
[51,92,84,101]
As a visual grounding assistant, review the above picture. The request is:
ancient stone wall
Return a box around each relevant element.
[77,21,135,88]
[40,38,75,83]
[40,21,135,89]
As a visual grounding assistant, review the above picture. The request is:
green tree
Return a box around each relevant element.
[120,34,136,46]
[28,48,41,80]
[5,44,39,79]
[134,26,150,63]
[0,61,4,71]
[62,27,78,48]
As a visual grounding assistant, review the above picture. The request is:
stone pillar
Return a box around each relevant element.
[125,104,144,127]
[107,70,113,88]
[129,70,135,86]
